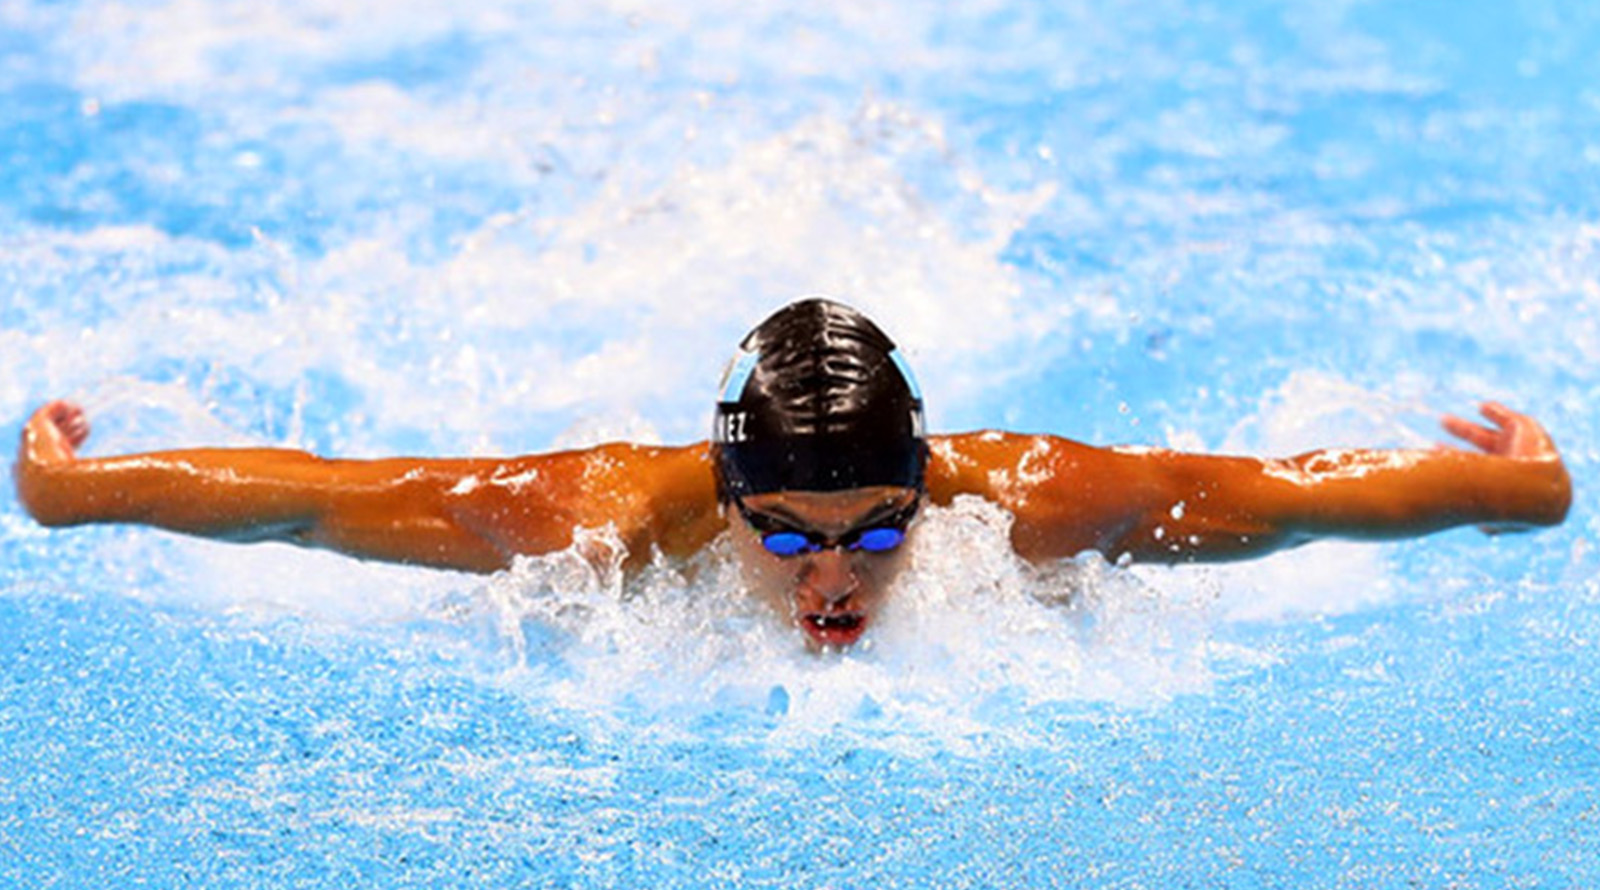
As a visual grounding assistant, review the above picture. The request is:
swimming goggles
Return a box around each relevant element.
[735,499,918,558]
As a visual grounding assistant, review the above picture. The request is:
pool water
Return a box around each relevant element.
[3,0,1598,886]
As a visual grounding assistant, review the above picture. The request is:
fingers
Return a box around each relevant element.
[1441,412,1499,452]
[1478,401,1517,430]
[45,401,90,449]
[1441,401,1560,461]
[23,400,90,462]
[1481,400,1559,455]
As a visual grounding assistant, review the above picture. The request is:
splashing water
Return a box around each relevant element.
[4,0,1599,886]
[443,497,1215,729]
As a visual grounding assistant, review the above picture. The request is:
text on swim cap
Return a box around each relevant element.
[716,410,751,443]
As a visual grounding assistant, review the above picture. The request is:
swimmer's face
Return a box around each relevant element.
[731,485,919,651]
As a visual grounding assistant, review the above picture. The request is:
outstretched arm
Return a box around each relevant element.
[15,401,723,572]
[928,402,1571,564]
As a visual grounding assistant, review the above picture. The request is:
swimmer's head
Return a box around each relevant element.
[712,297,927,502]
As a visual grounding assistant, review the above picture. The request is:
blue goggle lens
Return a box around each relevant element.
[853,527,905,553]
[760,531,814,557]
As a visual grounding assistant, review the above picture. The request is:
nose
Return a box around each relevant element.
[800,549,859,606]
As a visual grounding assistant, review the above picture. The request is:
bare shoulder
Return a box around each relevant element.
[925,431,1136,501]
[924,431,1176,561]
[443,440,724,566]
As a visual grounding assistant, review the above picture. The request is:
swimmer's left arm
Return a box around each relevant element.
[1104,403,1568,563]
[1112,401,1571,563]
[930,402,1571,564]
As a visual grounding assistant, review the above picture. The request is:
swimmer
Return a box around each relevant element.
[14,298,1573,649]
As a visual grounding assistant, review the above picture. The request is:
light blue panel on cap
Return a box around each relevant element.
[888,349,923,401]
[718,348,761,402]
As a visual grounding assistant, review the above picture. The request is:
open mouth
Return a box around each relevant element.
[801,611,868,648]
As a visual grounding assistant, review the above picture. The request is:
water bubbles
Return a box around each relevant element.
[412,493,1224,742]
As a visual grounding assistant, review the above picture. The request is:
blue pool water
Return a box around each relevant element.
[3,0,1599,886]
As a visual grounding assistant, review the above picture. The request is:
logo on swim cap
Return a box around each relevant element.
[712,298,928,499]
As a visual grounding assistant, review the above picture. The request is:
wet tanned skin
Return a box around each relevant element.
[15,400,1572,647]
[922,403,1569,565]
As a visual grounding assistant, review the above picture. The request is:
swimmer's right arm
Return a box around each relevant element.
[15,401,724,572]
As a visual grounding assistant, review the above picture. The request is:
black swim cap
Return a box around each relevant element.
[713,297,928,500]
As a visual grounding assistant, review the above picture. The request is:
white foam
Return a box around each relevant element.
[277,107,1052,446]
[410,495,1221,742]
[1220,370,1438,456]
[63,0,498,98]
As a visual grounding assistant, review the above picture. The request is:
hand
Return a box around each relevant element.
[1441,401,1560,462]
[1441,401,1566,535]
[22,400,91,467]
[15,400,93,525]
